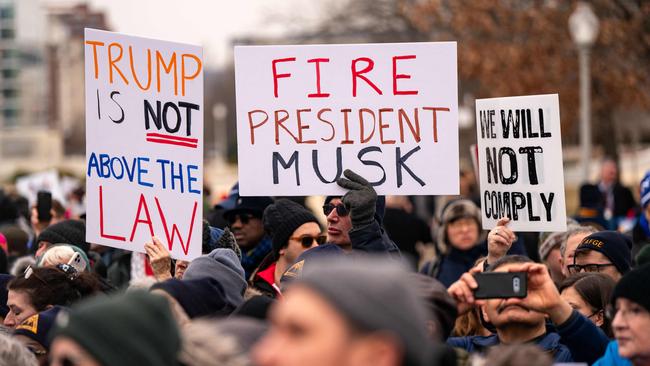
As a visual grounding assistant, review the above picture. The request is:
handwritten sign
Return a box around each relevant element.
[475,94,566,232]
[84,29,203,260]
[235,42,459,196]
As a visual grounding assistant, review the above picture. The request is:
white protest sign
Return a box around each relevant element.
[475,94,567,232]
[235,42,459,196]
[15,170,65,206]
[84,29,203,260]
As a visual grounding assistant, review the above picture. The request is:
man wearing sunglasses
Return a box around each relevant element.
[251,199,323,297]
[323,169,400,255]
[570,231,632,282]
[223,196,274,278]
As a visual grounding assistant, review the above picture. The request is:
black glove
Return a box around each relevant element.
[336,169,377,229]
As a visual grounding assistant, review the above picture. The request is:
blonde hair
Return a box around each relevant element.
[39,245,75,267]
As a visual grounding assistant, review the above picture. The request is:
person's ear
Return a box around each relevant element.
[481,304,490,323]
[594,310,604,327]
[279,247,286,257]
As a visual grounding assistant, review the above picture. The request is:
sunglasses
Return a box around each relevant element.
[567,263,615,274]
[290,235,327,248]
[322,203,349,216]
[227,213,256,225]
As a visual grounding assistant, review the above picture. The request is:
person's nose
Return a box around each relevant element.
[3,312,15,328]
[231,217,243,229]
[611,309,627,332]
[327,210,339,223]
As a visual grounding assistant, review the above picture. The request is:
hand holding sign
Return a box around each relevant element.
[337,169,377,229]
[145,236,172,281]
[487,217,516,265]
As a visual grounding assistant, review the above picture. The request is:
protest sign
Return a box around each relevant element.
[15,170,65,206]
[84,29,203,260]
[475,94,566,232]
[235,42,459,196]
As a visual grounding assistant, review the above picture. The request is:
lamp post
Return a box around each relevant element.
[211,103,228,162]
[569,2,599,183]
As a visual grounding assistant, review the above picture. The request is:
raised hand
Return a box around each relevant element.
[336,169,377,229]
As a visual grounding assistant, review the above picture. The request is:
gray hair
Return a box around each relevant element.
[0,333,38,366]
[559,225,599,257]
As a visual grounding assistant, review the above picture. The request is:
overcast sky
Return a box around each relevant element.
[43,0,328,67]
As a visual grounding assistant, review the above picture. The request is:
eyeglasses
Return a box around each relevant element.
[567,263,615,274]
[323,203,348,217]
[606,303,647,321]
[289,235,327,248]
[227,213,255,225]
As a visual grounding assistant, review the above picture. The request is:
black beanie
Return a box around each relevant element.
[575,231,632,275]
[263,199,318,257]
[36,220,89,254]
[151,278,228,318]
[611,263,650,312]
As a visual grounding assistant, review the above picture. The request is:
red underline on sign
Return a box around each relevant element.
[146,133,198,144]
[145,138,198,148]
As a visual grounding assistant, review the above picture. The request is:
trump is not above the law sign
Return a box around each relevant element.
[476,94,567,232]
[84,28,204,260]
[235,42,459,196]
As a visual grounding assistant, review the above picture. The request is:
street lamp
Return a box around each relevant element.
[211,103,228,162]
[569,2,599,183]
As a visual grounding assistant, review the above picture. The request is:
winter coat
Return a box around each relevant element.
[593,341,633,366]
[447,310,609,364]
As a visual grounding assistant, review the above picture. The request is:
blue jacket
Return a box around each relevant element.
[447,310,609,364]
[593,341,633,366]
[447,332,573,362]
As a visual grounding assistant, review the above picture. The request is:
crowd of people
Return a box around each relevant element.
[0,160,647,366]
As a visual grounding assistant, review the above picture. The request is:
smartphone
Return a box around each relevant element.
[473,272,527,299]
[66,252,87,272]
[36,191,52,222]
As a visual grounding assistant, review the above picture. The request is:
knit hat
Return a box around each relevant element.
[232,295,275,320]
[538,232,564,261]
[297,259,433,366]
[151,278,228,318]
[14,306,62,349]
[611,263,650,313]
[407,273,458,341]
[437,200,482,253]
[223,196,274,221]
[36,220,89,254]
[183,248,247,310]
[0,232,6,254]
[51,291,180,366]
[640,171,650,209]
[263,199,319,257]
[575,231,632,275]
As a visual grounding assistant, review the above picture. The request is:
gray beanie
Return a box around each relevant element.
[297,259,433,366]
[184,248,247,309]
